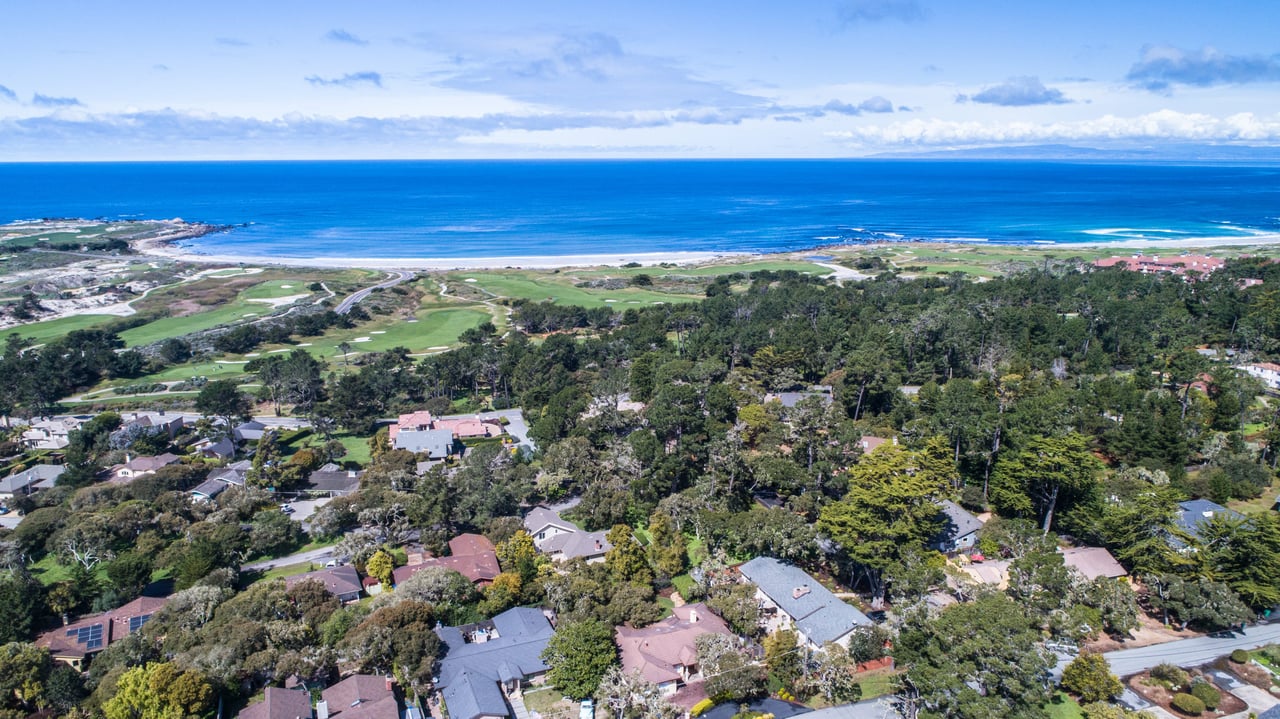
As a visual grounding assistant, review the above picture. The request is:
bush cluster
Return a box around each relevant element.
[1189,681,1220,710]
[1150,663,1190,690]
[1170,692,1205,715]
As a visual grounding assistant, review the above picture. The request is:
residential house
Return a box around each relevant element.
[1239,362,1280,392]
[763,386,834,410]
[319,675,400,719]
[436,607,556,719]
[737,557,872,650]
[307,464,363,497]
[234,420,268,442]
[388,411,504,452]
[21,415,92,450]
[192,436,235,461]
[522,506,611,563]
[1093,254,1226,278]
[393,427,457,460]
[1175,498,1244,544]
[615,603,733,698]
[393,533,500,588]
[113,411,184,444]
[190,460,252,502]
[285,566,364,604]
[857,436,894,455]
[1059,547,1127,581]
[35,596,168,669]
[237,687,314,719]
[0,464,64,501]
[108,453,182,484]
[931,500,984,554]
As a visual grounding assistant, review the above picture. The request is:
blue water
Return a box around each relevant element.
[1,160,1279,259]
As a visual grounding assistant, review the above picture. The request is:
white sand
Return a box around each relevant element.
[246,293,309,308]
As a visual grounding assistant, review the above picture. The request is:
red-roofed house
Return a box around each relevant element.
[393,533,500,588]
[1093,254,1225,279]
[387,411,504,450]
[615,603,733,698]
[318,675,399,719]
[1240,362,1280,391]
[36,596,168,669]
[237,687,314,719]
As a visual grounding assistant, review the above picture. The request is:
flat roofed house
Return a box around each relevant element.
[737,557,872,650]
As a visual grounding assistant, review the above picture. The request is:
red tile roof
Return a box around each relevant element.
[393,533,500,587]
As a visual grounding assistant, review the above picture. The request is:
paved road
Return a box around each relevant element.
[1104,623,1280,677]
[335,270,414,314]
[243,544,337,572]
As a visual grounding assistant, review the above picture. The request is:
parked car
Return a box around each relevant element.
[279,503,295,514]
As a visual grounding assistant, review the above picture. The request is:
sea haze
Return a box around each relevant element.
[2,160,1279,259]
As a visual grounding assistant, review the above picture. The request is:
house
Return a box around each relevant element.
[307,464,363,496]
[237,687,314,719]
[522,506,611,563]
[21,415,92,450]
[857,436,894,455]
[113,412,184,443]
[394,428,458,459]
[1093,254,1226,278]
[192,460,252,502]
[436,607,556,719]
[192,436,235,461]
[284,566,364,603]
[108,453,182,483]
[319,675,400,719]
[190,477,230,502]
[35,596,168,669]
[737,557,872,650]
[393,533,500,588]
[234,420,268,442]
[763,386,834,410]
[388,410,504,450]
[615,603,733,697]
[931,500,984,554]
[0,464,64,501]
[1060,546,1127,581]
[1239,362,1280,392]
[1175,499,1244,544]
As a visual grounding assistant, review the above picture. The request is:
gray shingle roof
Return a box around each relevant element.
[1176,499,1244,542]
[738,557,871,646]
[436,607,554,719]
[393,428,455,458]
[192,477,229,499]
[934,500,983,549]
[0,464,64,494]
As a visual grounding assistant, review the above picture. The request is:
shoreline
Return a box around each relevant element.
[135,232,1280,272]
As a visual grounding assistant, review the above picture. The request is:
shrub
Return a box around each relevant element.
[1062,652,1122,703]
[1170,692,1205,715]
[690,699,714,717]
[1189,681,1220,710]
[1151,663,1190,690]
[1231,649,1251,663]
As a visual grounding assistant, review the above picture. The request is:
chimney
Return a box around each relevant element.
[157,409,165,417]
[385,676,393,691]
[316,701,329,719]
[792,584,810,599]
[348,470,357,478]
[690,608,699,623]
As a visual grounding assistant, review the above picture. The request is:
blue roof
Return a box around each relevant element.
[1176,499,1244,541]
[436,607,555,719]
[738,557,871,646]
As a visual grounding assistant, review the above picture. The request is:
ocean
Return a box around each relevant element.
[2,160,1279,259]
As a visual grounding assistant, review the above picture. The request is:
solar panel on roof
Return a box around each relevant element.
[68,623,104,649]
[127,614,151,633]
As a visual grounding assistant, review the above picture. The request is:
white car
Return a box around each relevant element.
[279,503,295,514]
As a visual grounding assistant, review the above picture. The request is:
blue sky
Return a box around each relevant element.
[3,0,1280,159]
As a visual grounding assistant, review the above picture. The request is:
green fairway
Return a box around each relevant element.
[118,279,317,347]
[9,314,117,343]
[446,271,701,308]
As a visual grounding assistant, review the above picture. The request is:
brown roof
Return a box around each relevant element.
[238,687,314,719]
[393,533,500,586]
[321,675,398,719]
[615,603,732,685]
[1060,546,1128,580]
[284,566,363,599]
[36,596,168,659]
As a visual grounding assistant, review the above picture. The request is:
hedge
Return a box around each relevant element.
[1170,692,1205,715]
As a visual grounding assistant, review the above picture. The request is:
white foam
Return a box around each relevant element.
[604,299,617,303]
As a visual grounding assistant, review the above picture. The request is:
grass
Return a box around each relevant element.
[10,314,118,343]
[522,687,576,716]
[1045,691,1085,719]
[332,432,374,466]
[444,271,699,309]
[30,555,108,586]
[288,307,490,358]
[657,595,675,618]
[672,573,696,599]
[257,561,325,583]
[854,668,900,701]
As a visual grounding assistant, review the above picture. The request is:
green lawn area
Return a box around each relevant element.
[445,271,700,309]
[289,307,490,358]
[11,314,117,343]
[672,573,696,599]
[522,687,576,716]
[333,432,374,466]
[256,561,326,583]
[30,555,108,586]
[1046,692,1085,719]
[572,259,838,278]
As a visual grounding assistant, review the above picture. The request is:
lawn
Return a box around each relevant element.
[256,561,326,583]
[291,307,490,358]
[30,555,108,586]
[522,687,577,716]
[332,432,374,466]
[572,259,838,278]
[444,271,700,309]
[1045,692,1085,719]
[10,314,117,343]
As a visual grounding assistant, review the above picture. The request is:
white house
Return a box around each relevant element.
[1239,362,1280,391]
[522,506,611,563]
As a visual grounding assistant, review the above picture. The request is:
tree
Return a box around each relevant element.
[1144,574,1251,630]
[647,511,686,577]
[106,552,154,602]
[1061,652,1122,703]
[894,594,1053,719]
[817,439,956,605]
[495,530,539,581]
[542,620,618,700]
[990,433,1101,533]
[697,633,765,704]
[195,379,252,437]
[158,338,192,365]
[1196,511,1280,609]
[803,643,863,704]
[0,572,43,642]
[0,642,52,714]
[366,549,395,589]
[594,666,680,719]
[102,662,213,719]
[764,628,801,690]
[605,525,653,586]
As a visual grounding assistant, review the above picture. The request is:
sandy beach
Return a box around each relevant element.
[132,230,1280,272]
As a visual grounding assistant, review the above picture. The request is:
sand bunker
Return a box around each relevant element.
[246,293,309,308]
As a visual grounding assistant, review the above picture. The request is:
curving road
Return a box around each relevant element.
[335,270,414,314]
